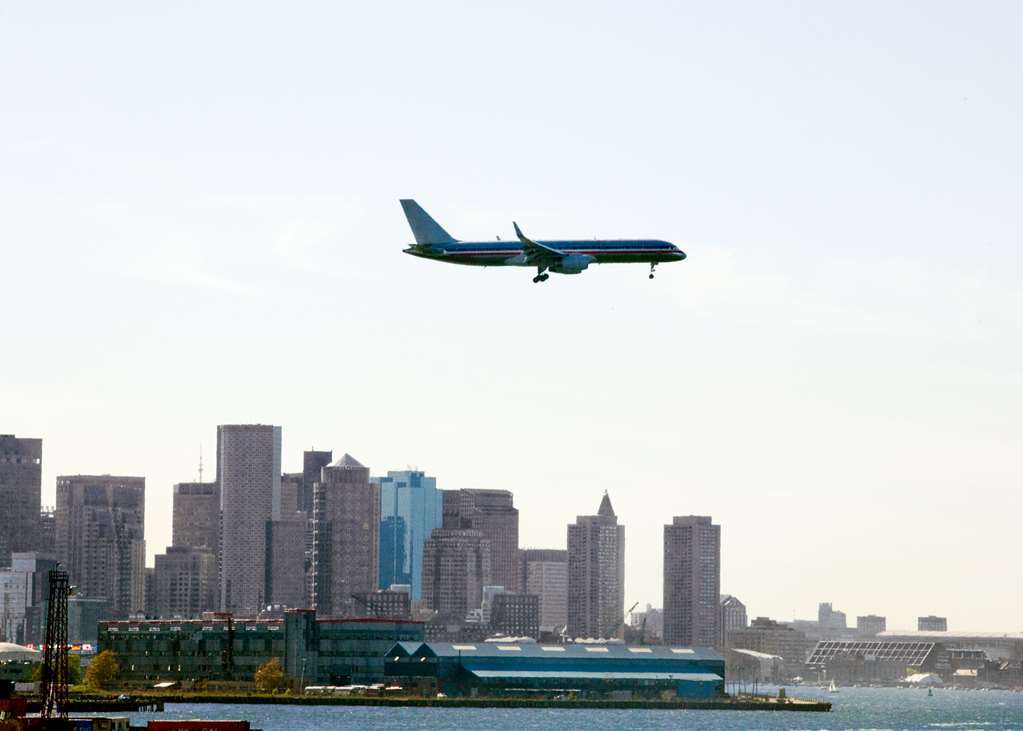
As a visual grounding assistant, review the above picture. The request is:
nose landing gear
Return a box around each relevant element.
[649,263,657,280]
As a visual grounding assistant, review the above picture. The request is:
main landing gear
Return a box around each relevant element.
[649,262,657,279]
[533,266,550,284]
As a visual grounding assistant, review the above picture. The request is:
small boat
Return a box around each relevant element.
[928,688,934,697]
[828,679,839,693]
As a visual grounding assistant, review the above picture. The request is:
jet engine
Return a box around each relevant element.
[550,254,594,274]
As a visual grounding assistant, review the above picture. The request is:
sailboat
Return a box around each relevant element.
[828,679,839,693]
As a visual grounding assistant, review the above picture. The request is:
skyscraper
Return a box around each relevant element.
[301,450,332,516]
[375,470,441,600]
[0,435,42,567]
[566,492,625,639]
[443,489,519,593]
[172,482,220,550]
[518,548,568,636]
[217,424,281,615]
[663,515,721,648]
[56,475,146,617]
[267,516,306,607]
[312,454,379,617]
[421,528,491,621]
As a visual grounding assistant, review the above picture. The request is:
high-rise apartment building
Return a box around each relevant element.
[918,615,948,631]
[663,515,721,647]
[312,454,379,617]
[518,548,568,635]
[217,424,281,615]
[720,594,747,646]
[566,493,624,640]
[421,529,492,621]
[856,614,887,635]
[0,435,42,567]
[375,470,441,600]
[443,489,519,593]
[56,475,146,617]
[152,546,218,618]
[172,482,220,550]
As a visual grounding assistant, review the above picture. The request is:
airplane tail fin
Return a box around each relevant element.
[400,199,457,244]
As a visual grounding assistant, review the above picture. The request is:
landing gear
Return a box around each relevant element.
[533,266,550,284]
[649,262,657,280]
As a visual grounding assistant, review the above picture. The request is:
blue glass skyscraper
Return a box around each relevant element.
[375,470,441,600]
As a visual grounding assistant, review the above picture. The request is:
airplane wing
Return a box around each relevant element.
[513,222,565,261]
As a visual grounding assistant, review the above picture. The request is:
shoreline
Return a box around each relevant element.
[55,693,832,713]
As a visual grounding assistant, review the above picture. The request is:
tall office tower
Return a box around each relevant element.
[375,470,442,600]
[566,492,625,640]
[0,435,42,567]
[301,450,332,516]
[152,546,218,618]
[443,489,519,593]
[56,475,146,617]
[518,549,568,636]
[217,424,281,615]
[312,454,379,617]
[663,515,720,647]
[421,529,491,621]
[37,508,56,555]
[267,516,306,607]
[719,594,748,646]
[172,482,220,550]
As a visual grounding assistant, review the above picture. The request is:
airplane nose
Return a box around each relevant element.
[676,249,687,260]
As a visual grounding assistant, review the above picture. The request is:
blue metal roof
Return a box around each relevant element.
[406,642,722,662]
[469,670,723,681]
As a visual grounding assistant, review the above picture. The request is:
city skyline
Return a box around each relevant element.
[1,425,1003,632]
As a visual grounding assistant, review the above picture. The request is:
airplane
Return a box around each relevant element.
[400,199,686,283]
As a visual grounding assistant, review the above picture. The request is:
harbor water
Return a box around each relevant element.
[103,686,1023,729]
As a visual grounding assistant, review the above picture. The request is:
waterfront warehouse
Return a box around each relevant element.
[384,641,725,698]
[99,609,422,685]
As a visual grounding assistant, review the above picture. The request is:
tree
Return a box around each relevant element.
[254,657,287,693]
[84,650,120,690]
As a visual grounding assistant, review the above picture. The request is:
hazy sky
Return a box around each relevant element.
[3,2,1021,631]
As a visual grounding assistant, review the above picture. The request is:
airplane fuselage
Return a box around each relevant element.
[405,239,684,267]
